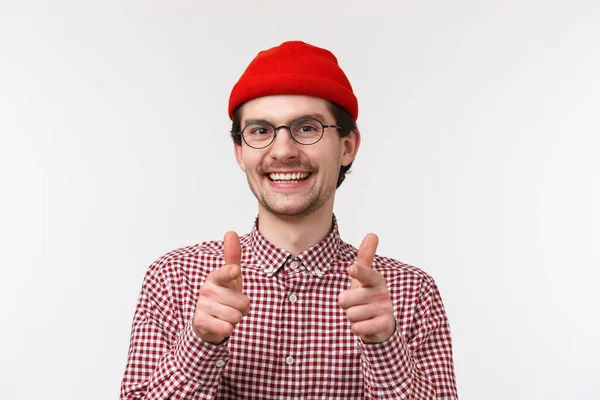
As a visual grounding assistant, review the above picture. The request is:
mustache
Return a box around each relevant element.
[258,161,314,174]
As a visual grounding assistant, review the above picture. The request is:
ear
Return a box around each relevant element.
[233,142,246,172]
[340,129,361,167]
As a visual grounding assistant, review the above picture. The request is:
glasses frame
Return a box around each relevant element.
[237,117,342,149]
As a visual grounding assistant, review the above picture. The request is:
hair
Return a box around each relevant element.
[229,101,358,188]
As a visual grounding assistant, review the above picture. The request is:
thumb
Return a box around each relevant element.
[352,233,379,289]
[224,231,241,266]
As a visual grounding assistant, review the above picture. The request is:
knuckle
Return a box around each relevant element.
[351,322,371,337]
[193,319,210,336]
[199,284,216,298]
[377,297,393,313]
[338,293,347,307]
[196,294,212,308]
[217,323,234,338]
[193,308,208,324]
[223,307,242,324]
[383,302,394,314]
[239,296,251,312]
[345,308,354,321]
[347,313,360,323]
[231,310,244,324]
[362,324,377,337]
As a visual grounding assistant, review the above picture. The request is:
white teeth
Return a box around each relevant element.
[269,172,310,181]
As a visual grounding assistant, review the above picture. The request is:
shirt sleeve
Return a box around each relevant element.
[357,276,458,399]
[119,267,229,399]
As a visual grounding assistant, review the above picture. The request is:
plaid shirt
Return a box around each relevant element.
[120,217,458,399]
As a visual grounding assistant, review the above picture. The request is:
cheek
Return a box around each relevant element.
[241,154,262,174]
[234,145,247,172]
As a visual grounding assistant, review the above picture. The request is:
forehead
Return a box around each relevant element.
[239,95,333,124]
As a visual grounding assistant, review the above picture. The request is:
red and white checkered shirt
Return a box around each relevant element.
[120,216,458,399]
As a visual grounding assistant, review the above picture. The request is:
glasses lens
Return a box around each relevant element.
[242,123,275,148]
[290,118,323,145]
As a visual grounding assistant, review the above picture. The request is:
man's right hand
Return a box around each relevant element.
[193,231,250,345]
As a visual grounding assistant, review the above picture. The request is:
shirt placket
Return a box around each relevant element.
[278,257,305,397]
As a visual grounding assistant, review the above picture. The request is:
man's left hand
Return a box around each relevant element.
[338,233,396,344]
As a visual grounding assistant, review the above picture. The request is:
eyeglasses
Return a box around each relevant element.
[237,117,342,149]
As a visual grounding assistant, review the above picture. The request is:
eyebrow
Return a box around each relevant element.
[243,113,327,127]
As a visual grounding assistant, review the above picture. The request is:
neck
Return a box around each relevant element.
[257,201,335,257]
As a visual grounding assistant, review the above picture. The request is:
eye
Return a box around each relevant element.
[299,125,318,132]
[292,120,321,135]
[252,127,269,135]
[246,124,272,135]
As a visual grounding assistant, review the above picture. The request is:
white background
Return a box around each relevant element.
[1,1,599,399]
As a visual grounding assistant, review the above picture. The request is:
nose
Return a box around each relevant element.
[268,127,299,162]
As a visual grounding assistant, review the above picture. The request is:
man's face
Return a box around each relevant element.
[234,95,359,219]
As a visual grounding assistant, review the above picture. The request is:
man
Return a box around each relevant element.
[120,41,458,399]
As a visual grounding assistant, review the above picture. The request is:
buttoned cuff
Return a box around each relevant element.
[173,320,230,382]
[357,322,412,390]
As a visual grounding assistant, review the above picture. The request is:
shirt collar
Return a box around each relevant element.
[249,214,342,278]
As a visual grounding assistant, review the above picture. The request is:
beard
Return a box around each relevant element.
[246,160,338,220]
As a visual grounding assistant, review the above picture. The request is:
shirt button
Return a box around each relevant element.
[290,261,299,268]
[288,293,298,303]
[215,359,226,368]
[285,356,294,365]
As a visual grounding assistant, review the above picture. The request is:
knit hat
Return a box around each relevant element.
[228,41,358,120]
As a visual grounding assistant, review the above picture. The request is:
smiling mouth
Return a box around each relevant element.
[268,172,312,184]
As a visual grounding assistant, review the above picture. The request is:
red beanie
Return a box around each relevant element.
[228,41,358,120]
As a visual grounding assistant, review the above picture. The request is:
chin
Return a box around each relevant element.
[268,206,313,218]
[262,198,326,219]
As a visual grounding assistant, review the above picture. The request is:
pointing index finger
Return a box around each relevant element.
[357,233,379,269]
[351,233,379,289]
[224,231,241,266]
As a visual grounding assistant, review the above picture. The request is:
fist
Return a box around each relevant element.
[193,231,250,344]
